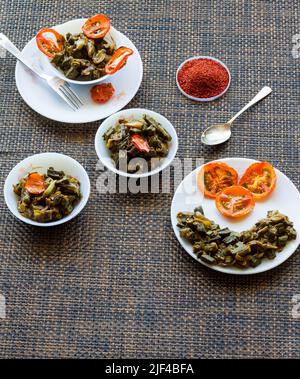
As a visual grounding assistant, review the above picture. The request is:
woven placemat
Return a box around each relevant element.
[0,0,299,358]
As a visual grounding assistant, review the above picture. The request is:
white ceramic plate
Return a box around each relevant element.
[4,152,90,227]
[171,157,300,274]
[15,22,143,123]
[95,108,178,178]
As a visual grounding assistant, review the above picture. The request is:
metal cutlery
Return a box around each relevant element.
[0,33,84,111]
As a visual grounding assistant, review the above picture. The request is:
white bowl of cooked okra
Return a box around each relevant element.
[95,108,179,178]
[39,18,132,85]
[4,153,90,227]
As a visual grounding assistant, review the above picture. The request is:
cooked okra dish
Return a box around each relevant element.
[13,167,81,223]
[36,14,134,81]
[103,115,172,173]
[177,207,297,269]
[51,32,116,81]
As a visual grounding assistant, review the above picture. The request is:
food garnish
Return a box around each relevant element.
[177,58,229,99]
[103,115,171,173]
[197,162,238,198]
[13,167,81,223]
[104,47,134,75]
[91,83,115,103]
[215,185,255,218]
[177,207,297,269]
[82,14,110,39]
[198,161,277,218]
[24,172,46,195]
[131,134,150,153]
[36,28,64,58]
[239,161,277,200]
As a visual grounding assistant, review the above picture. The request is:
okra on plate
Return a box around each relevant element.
[177,208,297,269]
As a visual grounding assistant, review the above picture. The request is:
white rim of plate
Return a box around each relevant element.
[176,55,231,102]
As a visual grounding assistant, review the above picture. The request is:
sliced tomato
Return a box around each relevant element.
[197,162,238,198]
[82,14,110,39]
[131,134,150,153]
[239,162,277,200]
[91,83,115,103]
[24,172,46,195]
[36,28,64,58]
[216,186,255,218]
[105,47,134,75]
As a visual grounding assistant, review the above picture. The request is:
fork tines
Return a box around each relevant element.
[58,82,84,110]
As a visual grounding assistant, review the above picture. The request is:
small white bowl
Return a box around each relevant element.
[95,108,179,178]
[176,55,231,102]
[43,18,127,85]
[4,153,90,227]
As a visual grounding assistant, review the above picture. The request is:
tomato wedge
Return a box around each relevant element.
[82,14,110,39]
[105,47,134,75]
[216,186,255,218]
[24,172,46,195]
[36,28,64,58]
[131,134,150,153]
[197,162,238,198]
[239,162,277,200]
[91,83,115,103]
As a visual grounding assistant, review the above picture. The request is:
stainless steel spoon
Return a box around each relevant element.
[201,86,272,145]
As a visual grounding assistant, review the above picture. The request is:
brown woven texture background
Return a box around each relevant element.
[0,0,300,358]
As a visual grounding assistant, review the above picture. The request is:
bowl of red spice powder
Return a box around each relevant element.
[176,56,231,101]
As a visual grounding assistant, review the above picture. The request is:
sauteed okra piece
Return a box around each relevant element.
[13,167,81,223]
[177,208,297,269]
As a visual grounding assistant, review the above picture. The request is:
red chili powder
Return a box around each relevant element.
[177,58,229,99]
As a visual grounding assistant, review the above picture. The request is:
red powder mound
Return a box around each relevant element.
[177,58,229,99]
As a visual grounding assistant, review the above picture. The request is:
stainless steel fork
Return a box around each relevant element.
[0,33,84,111]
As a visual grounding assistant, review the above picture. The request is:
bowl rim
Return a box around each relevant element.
[175,55,231,102]
[94,108,179,178]
[43,18,123,85]
[3,152,91,227]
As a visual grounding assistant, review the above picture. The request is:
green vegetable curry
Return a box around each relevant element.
[177,207,297,269]
[51,32,116,81]
[103,115,172,174]
[13,167,81,222]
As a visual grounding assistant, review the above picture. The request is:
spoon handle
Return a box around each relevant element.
[227,86,272,125]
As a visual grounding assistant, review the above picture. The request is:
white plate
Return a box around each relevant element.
[171,157,300,274]
[95,108,178,178]
[15,25,143,123]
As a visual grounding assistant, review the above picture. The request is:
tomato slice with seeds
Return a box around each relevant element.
[24,172,46,195]
[105,47,134,75]
[216,186,255,218]
[36,28,64,58]
[91,83,115,103]
[82,14,110,39]
[197,162,238,198]
[131,134,150,153]
[239,162,277,200]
